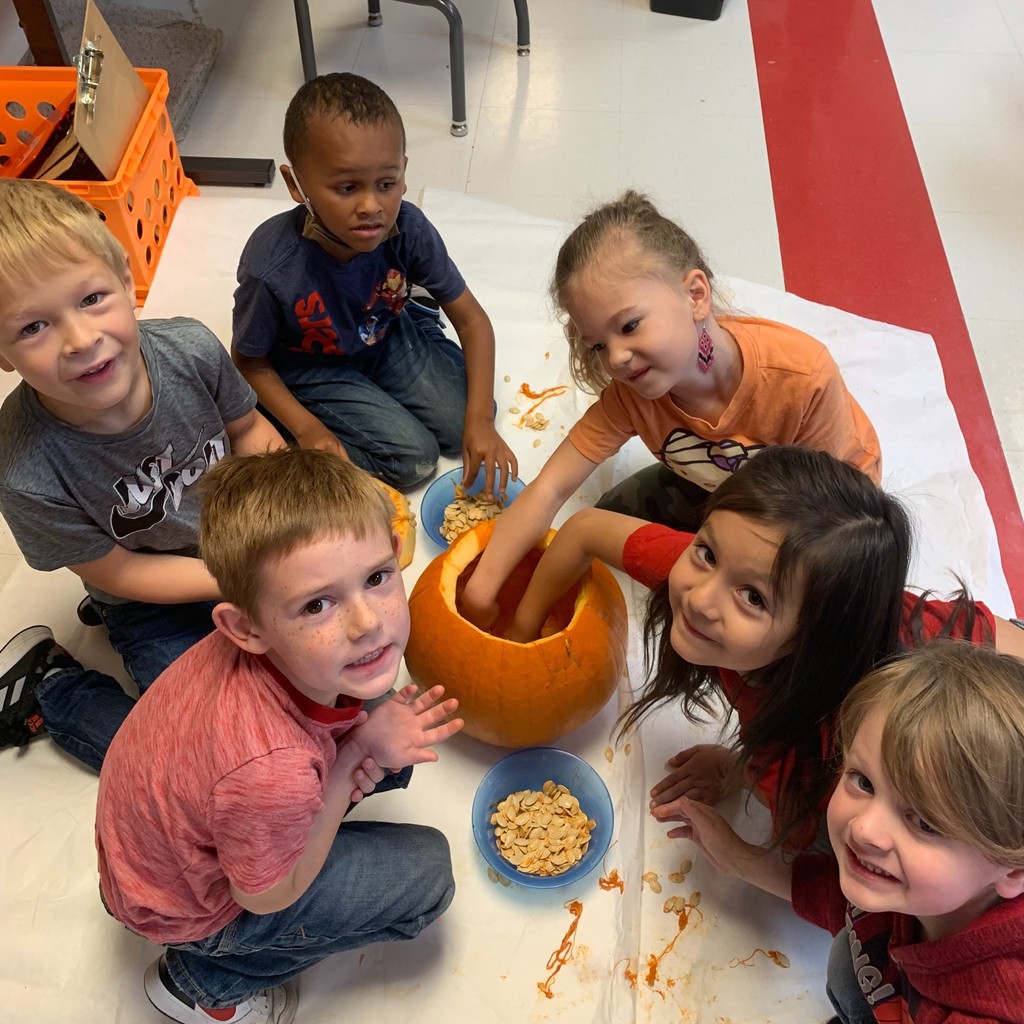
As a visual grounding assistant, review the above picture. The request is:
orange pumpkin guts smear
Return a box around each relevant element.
[729,948,791,969]
[599,869,624,892]
[516,382,569,428]
[642,892,703,989]
[537,899,584,999]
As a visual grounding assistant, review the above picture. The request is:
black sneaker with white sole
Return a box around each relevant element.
[0,626,80,751]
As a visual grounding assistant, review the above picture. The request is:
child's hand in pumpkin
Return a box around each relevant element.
[458,582,500,631]
[650,744,738,810]
[352,684,464,770]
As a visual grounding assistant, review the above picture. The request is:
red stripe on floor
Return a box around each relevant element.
[747,0,1024,609]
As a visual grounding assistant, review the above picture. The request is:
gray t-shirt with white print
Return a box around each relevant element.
[0,317,255,603]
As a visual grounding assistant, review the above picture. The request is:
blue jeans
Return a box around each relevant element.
[163,821,455,1008]
[37,598,216,772]
[275,306,467,489]
[826,926,878,1024]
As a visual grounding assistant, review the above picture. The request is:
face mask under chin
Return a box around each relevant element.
[301,209,358,262]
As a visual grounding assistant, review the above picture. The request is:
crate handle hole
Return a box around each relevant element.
[5,101,26,119]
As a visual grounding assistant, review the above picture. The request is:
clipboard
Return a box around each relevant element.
[70,0,149,180]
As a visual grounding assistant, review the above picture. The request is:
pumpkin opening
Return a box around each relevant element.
[454,549,579,639]
[405,520,628,747]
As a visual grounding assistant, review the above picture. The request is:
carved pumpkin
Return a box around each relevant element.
[376,481,416,569]
[405,519,627,747]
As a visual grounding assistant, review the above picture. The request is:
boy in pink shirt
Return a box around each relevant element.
[96,447,462,1024]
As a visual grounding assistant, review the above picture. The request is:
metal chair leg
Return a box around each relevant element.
[512,0,530,55]
[293,0,318,81]
[367,0,383,28]
[413,0,467,136]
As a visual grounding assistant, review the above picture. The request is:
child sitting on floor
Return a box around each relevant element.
[0,179,283,769]
[503,446,1024,849]
[96,447,463,1024]
[461,190,879,628]
[232,72,517,495]
[676,641,1024,1024]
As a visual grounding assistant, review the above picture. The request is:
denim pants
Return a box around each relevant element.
[826,926,879,1024]
[37,597,216,771]
[595,461,709,533]
[163,821,455,1008]
[276,306,467,489]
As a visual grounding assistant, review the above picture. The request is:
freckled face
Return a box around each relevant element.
[251,529,410,705]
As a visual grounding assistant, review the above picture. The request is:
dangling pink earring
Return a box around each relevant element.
[696,321,714,374]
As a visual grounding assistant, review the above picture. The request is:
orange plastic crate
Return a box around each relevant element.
[0,67,198,304]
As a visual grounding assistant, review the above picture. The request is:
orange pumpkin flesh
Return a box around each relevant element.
[375,481,416,569]
[405,519,627,747]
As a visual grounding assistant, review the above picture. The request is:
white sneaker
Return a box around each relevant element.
[144,957,298,1024]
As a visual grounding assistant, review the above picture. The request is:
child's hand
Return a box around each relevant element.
[650,744,738,808]
[458,581,500,631]
[462,418,518,499]
[351,684,463,769]
[657,796,762,877]
[659,796,793,900]
[349,756,386,805]
[294,421,350,460]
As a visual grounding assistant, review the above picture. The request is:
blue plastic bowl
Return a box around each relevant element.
[472,747,614,889]
[420,466,526,549]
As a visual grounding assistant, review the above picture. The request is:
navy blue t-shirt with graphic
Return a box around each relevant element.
[231,201,466,369]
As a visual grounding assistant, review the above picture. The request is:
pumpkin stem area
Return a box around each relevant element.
[455,549,580,641]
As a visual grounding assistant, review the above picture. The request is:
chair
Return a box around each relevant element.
[291,0,531,137]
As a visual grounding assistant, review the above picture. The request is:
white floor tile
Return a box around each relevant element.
[618,111,772,204]
[966,317,1024,453]
[481,37,623,112]
[910,121,1024,216]
[874,0,1020,53]
[995,0,1024,52]
[888,50,1024,127]
[936,210,1024,321]
[621,36,762,117]
[503,0,625,40]
[469,107,622,196]
[354,29,493,112]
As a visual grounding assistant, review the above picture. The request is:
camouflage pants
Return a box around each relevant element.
[595,462,709,533]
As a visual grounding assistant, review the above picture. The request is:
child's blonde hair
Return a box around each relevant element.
[200,447,395,618]
[551,190,716,394]
[839,641,1024,867]
[0,179,128,295]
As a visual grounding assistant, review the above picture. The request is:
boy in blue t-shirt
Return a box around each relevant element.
[232,72,517,495]
[0,179,284,769]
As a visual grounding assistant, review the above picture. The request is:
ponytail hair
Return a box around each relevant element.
[551,190,715,394]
